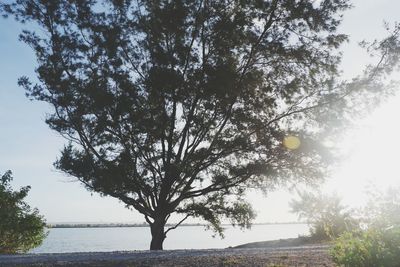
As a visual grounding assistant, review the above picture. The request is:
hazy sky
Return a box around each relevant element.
[0,0,399,224]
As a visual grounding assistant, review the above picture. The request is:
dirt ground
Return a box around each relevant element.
[0,245,335,267]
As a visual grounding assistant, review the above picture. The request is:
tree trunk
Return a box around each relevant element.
[150,218,166,250]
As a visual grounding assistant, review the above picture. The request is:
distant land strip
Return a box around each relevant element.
[47,222,305,228]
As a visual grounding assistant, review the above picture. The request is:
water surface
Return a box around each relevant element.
[31,224,309,253]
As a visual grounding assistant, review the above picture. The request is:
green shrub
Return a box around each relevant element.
[331,227,400,267]
[0,171,47,254]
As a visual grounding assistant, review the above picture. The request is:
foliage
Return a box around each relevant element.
[1,0,398,249]
[290,191,358,240]
[331,227,400,267]
[0,171,47,254]
[331,186,400,266]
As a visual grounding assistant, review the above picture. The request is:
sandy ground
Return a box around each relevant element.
[0,245,335,266]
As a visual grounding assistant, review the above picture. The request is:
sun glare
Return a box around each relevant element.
[325,93,400,207]
[283,136,301,150]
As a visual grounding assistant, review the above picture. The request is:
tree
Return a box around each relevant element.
[362,186,400,229]
[1,0,397,250]
[0,171,47,254]
[290,191,358,240]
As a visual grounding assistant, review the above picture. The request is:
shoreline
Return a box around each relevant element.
[0,245,333,267]
[0,237,334,266]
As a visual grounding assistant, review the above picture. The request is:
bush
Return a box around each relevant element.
[331,227,400,267]
[0,171,47,254]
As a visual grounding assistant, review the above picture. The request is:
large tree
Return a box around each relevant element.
[1,0,397,249]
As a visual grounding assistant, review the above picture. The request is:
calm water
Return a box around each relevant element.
[30,224,309,253]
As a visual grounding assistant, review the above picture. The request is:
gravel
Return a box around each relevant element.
[0,245,334,266]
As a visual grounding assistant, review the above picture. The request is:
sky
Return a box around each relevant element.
[0,0,400,225]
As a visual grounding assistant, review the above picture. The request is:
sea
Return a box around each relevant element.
[30,223,309,253]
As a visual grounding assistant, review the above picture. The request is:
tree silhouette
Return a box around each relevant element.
[1,0,396,249]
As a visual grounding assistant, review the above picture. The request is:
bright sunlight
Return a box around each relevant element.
[326,92,400,207]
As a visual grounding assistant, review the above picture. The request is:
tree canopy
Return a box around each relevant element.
[1,0,398,250]
[0,171,47,254]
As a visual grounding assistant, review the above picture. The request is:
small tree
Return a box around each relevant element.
[0,171,47,254]
[1,0,397,249]
[363,186,400,229]
[290,191,358,240]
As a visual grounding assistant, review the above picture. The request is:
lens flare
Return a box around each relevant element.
[283,136,301,150]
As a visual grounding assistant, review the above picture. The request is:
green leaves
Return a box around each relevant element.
[178,194,255,237]
[331,187,400,266]
[0,171,47,254]
[331,227,400,267]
